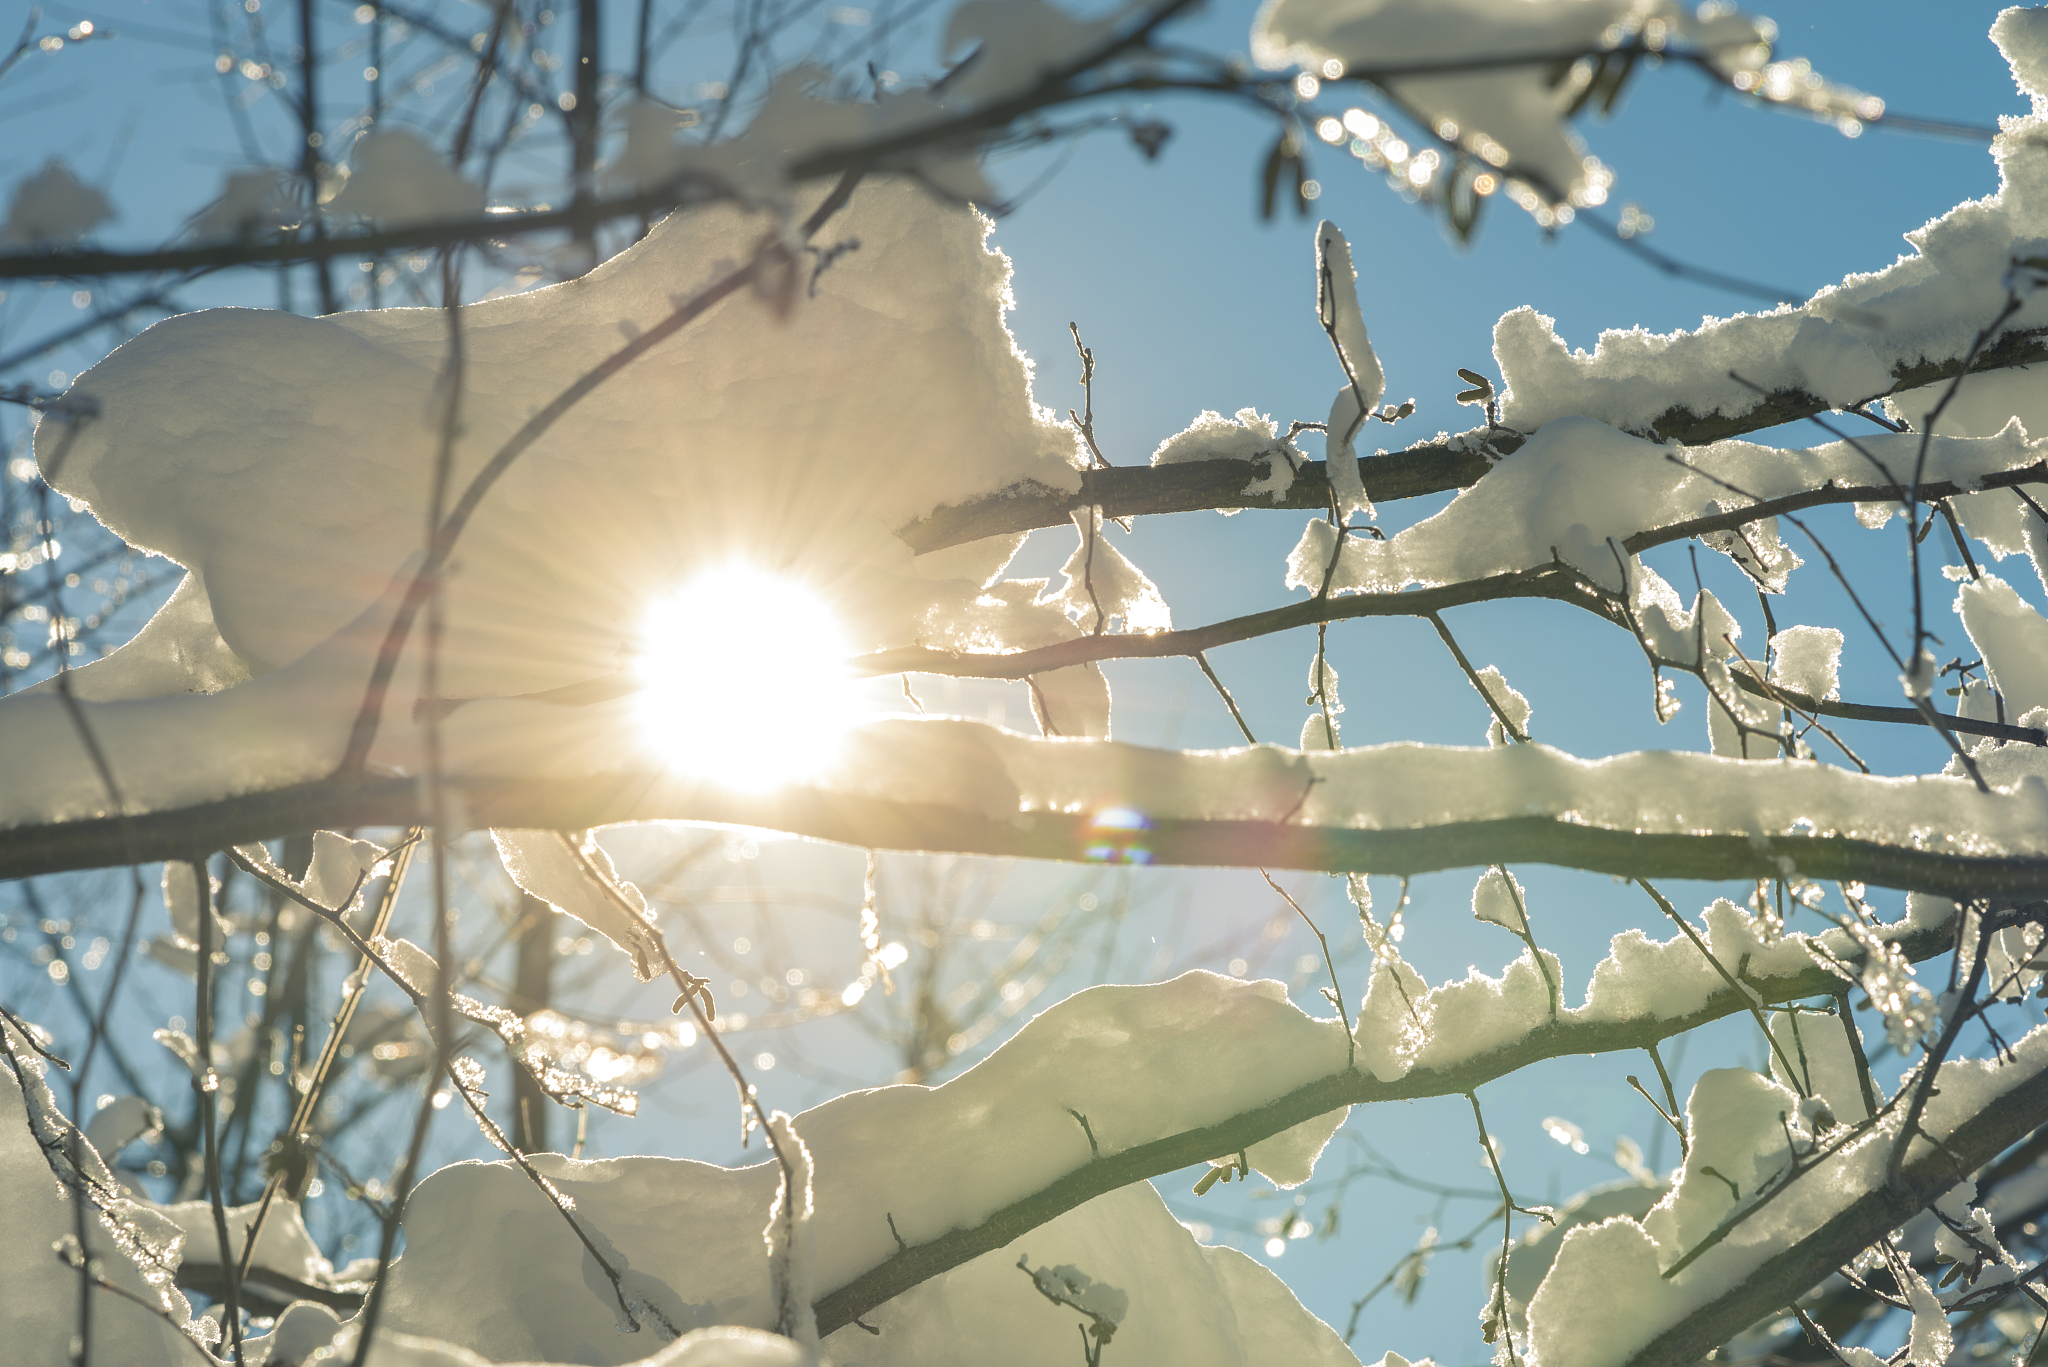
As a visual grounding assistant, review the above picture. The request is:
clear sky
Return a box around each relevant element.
[4,2,2042,1360]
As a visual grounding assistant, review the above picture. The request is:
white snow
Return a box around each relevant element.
[762,1112,818,1346]
[672,71,986,207]
[1038,510,1173,635]
[1029,661,1113,738]
[1288,417,2046,597]
[1316,221,1384,522]
[0,1019,198,1367]
[161,859,225,949]
[1525,1019,2048,1367]
[153,1194,345,1291]
[1471,866,1527,934]
[1470,665,1529,746]
[1149,406,1304,505]
[493,828,666,981]
[1252,0,1778,211]
[189,169,297,241]
[0,158,115,248]
[1151,407,1291,466]
[1301,651,1344,750]
[1490,27,2048,436]
[1769,626,1844,701]
[1995,6,2048,113]
[23,569,251,701]
[325,129,485,227]
[362,970,1355,1364]
[83,1093,162,1159]
[1410,948,1559,1069]
[1765,1009,1872,1123]
[1955,572,2048,719]
[37,178,1077,700]
[943,0,1119,106]
[603,100,698,194]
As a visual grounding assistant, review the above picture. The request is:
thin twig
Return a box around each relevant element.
[1192,651,1257,745]
[1260,871,1352,1066]
[1635,878,1807,1094]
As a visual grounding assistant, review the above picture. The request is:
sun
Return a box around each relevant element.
[633,564,860,788]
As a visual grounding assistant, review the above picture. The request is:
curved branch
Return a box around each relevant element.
[1624,460,2048,556]
[859,565,1600,676]
[810,911,1963,1335]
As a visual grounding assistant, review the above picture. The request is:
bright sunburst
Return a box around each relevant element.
[634,564,859,788]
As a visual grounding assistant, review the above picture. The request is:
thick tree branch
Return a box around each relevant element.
[1622,1070,2048,1367]
[1,762,2045,897]
[811,911,1962,1335]
[896,332,2048,554]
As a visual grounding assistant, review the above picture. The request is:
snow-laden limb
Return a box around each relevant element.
[362,894,1964,1350]
[1523,1024,2048,1367]
[370,971,1355,1364]
[1288,416,2046,597]
[1491,22,2048,437]
[0,895,1974,1364]
[10,718,2048,895]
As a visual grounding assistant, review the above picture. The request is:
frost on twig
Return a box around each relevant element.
[1,1015,200,1361]
[493,829,665,981]
[763,1111,818,1347]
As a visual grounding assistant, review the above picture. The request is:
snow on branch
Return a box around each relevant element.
[262,892,1972,1354]
[897,328,2048,555]
[5,721,2048,898]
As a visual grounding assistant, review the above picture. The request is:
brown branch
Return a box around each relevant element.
[174,1261,365,1315]
[863,566,1599,676]
[1619,1063,2048,1367]
[0,0,1206,287]
[4,763,2048,898]
[895,340,2048,555]
[1724,669,2046,747]
[811,909,1961,1334]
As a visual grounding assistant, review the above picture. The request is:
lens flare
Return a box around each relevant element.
[1085,807,1153,864]
[634,564,858,788]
